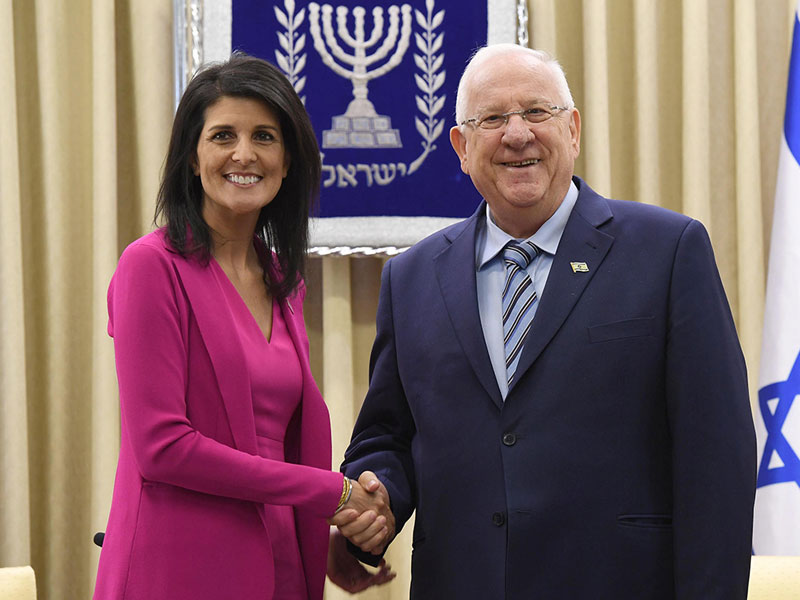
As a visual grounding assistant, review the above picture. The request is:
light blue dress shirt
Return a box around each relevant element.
[475,181,579,399]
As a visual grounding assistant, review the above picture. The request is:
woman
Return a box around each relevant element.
[94,54,393,599]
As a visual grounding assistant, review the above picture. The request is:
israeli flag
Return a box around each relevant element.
[752,0,800,556]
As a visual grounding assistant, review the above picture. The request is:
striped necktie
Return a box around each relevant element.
[502,240,541,385]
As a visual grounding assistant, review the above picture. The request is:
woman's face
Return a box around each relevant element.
[193,95,290,226]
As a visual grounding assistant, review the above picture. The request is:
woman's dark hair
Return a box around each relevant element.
[155,52,320,300]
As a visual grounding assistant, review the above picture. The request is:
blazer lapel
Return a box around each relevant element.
[173,255,258,456]
[509,180,615,392]
[278,289,332,469]
[435,208,503,408]
[271,270,333,593]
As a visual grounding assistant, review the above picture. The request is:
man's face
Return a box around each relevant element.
[450,53,581,238]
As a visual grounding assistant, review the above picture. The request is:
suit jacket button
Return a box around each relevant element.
[502,432,517,446]
[492,511,506,527]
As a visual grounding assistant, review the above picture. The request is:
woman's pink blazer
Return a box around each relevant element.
[93,230,343,599]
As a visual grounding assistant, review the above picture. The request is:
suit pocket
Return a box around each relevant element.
[588,317,654,343]
[617,513,673,530]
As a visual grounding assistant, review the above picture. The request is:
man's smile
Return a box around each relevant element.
[501,158,541,167]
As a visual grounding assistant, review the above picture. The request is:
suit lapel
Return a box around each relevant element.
[509,180,615,392]
[173,254,258,456]
[435,209,504,408]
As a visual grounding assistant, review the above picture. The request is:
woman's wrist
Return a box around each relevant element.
[335,476,352,514]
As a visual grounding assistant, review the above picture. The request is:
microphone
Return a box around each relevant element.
[93,532,105,547]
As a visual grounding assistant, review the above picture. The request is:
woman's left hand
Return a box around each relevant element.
[326,527,396,593]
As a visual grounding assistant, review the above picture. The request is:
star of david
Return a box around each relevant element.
[757,350,800,489]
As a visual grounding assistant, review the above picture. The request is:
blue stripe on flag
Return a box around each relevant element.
[785,13,800,161]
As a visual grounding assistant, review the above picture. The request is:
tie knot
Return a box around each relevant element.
[503,240,540,270]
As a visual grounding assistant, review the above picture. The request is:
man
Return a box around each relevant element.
[334,44,756,598]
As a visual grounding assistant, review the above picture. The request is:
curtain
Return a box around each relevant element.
[0,1,794,598]
[0,1,174,598]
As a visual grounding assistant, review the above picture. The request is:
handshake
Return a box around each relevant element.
[329,470,395,555]
[326,471,397,592]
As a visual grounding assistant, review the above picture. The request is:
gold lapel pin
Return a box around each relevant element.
[570,261,589,273]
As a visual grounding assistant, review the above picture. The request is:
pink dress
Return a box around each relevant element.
[214,260,309,599]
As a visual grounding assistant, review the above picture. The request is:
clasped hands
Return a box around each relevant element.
[326,471,396,593]
[329,470,395,555]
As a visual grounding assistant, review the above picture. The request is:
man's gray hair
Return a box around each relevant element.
[454,44,575,125]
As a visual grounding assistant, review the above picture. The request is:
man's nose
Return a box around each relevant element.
[501,114,534,147]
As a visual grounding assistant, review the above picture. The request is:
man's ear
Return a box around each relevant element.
[449,126,469,175]
[569,108,581,158]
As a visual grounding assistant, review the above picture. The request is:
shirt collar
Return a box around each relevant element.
[477,180,579,270]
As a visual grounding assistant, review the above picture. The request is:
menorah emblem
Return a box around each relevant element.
[308,3,412,149]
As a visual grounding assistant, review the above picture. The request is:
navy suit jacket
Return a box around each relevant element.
[343,178,756,599]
